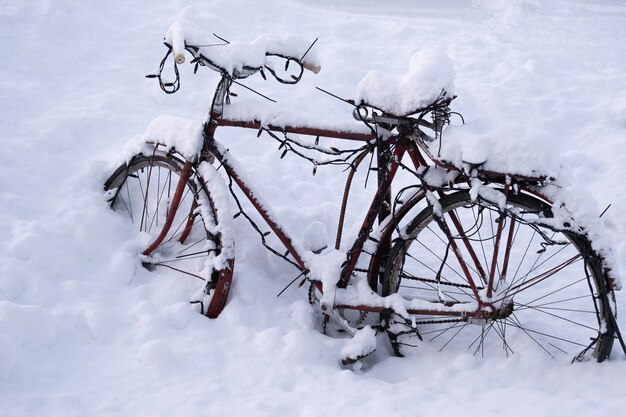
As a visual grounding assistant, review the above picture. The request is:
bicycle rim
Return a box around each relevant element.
[383,190,614,361]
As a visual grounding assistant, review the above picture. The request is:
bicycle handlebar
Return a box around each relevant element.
[169,23,187,65]
[302,61,321,74]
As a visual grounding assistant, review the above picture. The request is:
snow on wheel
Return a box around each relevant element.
[382,190,615,361]
[104,151,233,317]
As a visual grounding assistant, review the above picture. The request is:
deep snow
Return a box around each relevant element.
[2,1,626,416]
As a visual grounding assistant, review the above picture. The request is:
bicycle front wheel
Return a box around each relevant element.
[382,190,615,361]
[105,152,223,305]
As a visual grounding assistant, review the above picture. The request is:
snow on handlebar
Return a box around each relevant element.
[164,19,321,77]
[168,22,187,65]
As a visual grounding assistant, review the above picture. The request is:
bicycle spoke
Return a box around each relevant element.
[515,305,596,314]
[438,323,468,352]
[117,183,134,222]
[176,248,217,259]
[493,255,581,303]
[513,303,598,331]
[494,320,514,357]
[177,237,213,256]
[150,262,206,280]
[427,322,465,342]
[517,276,588,307]
[154,254,211,263]
[414,233,476,289]
[468,321,494,350]
[447,208,487,283]
[398,283,470,299]
[508,314,555,358]
[140,163,155,233]
[152,210,201,252]
[525,293,593,309]
[510,242,572,291]
[147,167,173,233]
[507,314,588,348]
[404,250,470,299]
[472,206,492,283]
[510,228,537,283]
[399,271,465,301]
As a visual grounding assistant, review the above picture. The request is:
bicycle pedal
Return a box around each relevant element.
[141,261,156,272]
[341,348,375,366]
[312,245,327,255]
[339,325,377,366]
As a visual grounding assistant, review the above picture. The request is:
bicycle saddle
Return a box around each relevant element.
[355,49,455,117]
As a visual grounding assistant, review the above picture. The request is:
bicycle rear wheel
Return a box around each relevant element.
[382,189,615,361]
[105,152,224,311]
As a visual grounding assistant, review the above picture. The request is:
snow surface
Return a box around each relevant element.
[2,1,626,416]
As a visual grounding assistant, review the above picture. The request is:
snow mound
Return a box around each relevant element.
[340,325,377,365]
[138,340,173,366]
[121,115,205,162]
[0,302,57,347]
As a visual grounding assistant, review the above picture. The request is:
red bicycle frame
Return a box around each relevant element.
[143,73,550,322]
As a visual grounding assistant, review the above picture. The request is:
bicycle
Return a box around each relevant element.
[104,25,623,364]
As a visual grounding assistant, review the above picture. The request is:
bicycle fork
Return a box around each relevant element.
[142,160,193,256]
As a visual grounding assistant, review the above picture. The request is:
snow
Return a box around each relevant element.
[340,325,377,365]
[0,333,17,381]
[196,161,236,269]
[165,11,321,75]
[2,1,626,416]
[128,115,205,161]
[356,48,455,116]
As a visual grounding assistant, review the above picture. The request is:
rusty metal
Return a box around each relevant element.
[365,142,429,290]
[486,181,510,298]
[422,183,485,304]
[161,77,561,320]
[500,209,517,283]
[335,149,369,250]
[179,199,198,244]
[143,160,193,256]
[215,117,376,142]
[339,144,405,289]
[208,141,309,273]
[447,208,488,284]
[334,303,483,318]
[205,258,235,318]
[139,147,160,232]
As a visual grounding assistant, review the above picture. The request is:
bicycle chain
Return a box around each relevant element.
[307,275,465,333]
[401,273,481,290]
[410,318,464,326]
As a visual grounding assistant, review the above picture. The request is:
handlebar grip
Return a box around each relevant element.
[170,23,186,64]
[174,52,185,65]
[302,62,321,74]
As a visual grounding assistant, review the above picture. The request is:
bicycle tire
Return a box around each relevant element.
[382,189,615,361]
[104,152,224,310]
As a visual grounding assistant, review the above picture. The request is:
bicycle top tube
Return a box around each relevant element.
[213,116,376,142]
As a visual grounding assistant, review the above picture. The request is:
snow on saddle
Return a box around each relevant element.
[354,49,455,117]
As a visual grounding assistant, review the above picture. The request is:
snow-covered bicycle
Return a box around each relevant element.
[104,22,622,364]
